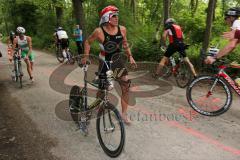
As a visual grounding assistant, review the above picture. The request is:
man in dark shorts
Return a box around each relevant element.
[83,5,137,124]
[153,18,197,78]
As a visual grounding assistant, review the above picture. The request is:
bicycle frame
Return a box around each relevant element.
[216,65,240,96]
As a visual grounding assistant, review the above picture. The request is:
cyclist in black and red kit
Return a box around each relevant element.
[153,18,197,78]
[83,5,137,124]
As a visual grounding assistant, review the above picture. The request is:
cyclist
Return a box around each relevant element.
[73,24,83,55]
[83,5,137,124]
[153,18,197,78]
[7,31,16,62]
[54,27,69,61]
[205,7,240,64]
[13,26,34,82]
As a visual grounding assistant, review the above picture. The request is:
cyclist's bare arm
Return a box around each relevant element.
[13,38,17,51]
[162,30,168,46]
[120,26,137,68]
[216,39,238,59]
[26,36,32,56]
[7,37,12,48]
[84,28,102,56]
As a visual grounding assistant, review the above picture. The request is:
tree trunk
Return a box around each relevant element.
[163,0,170,23]
[130,0,136,23]
[72,0,86,38]
[160,0,170,46]
[55,6,63,26]
[202,0,216,53]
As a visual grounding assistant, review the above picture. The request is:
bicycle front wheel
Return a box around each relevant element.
[186,75,232,116]
[176,62,192,88]
[18,62,23,88]
[96,103,125,157]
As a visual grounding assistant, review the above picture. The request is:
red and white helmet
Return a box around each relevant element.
[99,5,119,25]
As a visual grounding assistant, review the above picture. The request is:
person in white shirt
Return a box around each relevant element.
[206,8,240,64]
[54,27,69,60]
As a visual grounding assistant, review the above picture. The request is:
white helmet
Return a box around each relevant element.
[16,26,26,34]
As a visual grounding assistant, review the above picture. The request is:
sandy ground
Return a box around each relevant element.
[0,42,240,160]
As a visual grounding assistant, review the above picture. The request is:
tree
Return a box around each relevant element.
[72,0,86,38]
[202,0,216,53]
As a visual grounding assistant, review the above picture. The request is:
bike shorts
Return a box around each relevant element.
[98,57,129,90]
[60,39,69,50]
[21,50,35,62]
[164,42,187,58]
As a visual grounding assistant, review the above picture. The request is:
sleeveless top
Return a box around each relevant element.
[166,24,183,44]
[99,26,123,61]
[17,36,29,51]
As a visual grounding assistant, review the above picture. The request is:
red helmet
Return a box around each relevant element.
[99,5,119,25]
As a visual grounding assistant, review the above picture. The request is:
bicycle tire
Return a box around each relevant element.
[18,62,22,88]
[176,61,192,88]
[13,60,18,82]
[186,75,232,116]
[67,50,75,64]
[96,103,125,158]
[69,85,83,122]
[56,46,64,63]
[162,63,172,78]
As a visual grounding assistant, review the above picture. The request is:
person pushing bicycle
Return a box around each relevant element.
[82,5,137,124]
[13,26,35,82]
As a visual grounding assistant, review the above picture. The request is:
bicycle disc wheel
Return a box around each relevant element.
[69,85,83,121]
[96,103,125,157]
[186,75,232,116]
[176,62,192,88]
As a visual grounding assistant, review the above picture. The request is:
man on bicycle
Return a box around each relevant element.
[153,18,197,78]
[83,5,137,124]
[205,7,240,64]
[13,26,34,82]
[54,27,69,61]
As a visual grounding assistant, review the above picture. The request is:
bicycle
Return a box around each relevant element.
[12,48,23,88]
[186,57,240,116]
[157,44,193,88]
[69,54,125,157]
[55,41,75,64]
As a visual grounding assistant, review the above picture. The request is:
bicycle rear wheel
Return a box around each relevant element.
[176,61,192,88]
[56,46,64,63]
[67,50,75,64]
[186,75,232,116]
[96,103,125,157]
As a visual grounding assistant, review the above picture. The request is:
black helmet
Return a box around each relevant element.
[165,18,176,25]
[57,26,63,31]
[9,31,15,37]
[225,7,240,17]
[164,18,176,29]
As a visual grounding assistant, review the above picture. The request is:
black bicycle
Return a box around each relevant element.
[12,48,23,88]
[55,42,75,64]
[69,54,125,157]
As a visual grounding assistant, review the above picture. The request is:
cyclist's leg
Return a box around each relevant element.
[61,39,67,58]
[28,52,35,71]
[183,57,197,77]
[21,50,33,78]
[177,43,197,77]
[154,44,175,76]
[115,65,131,124]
